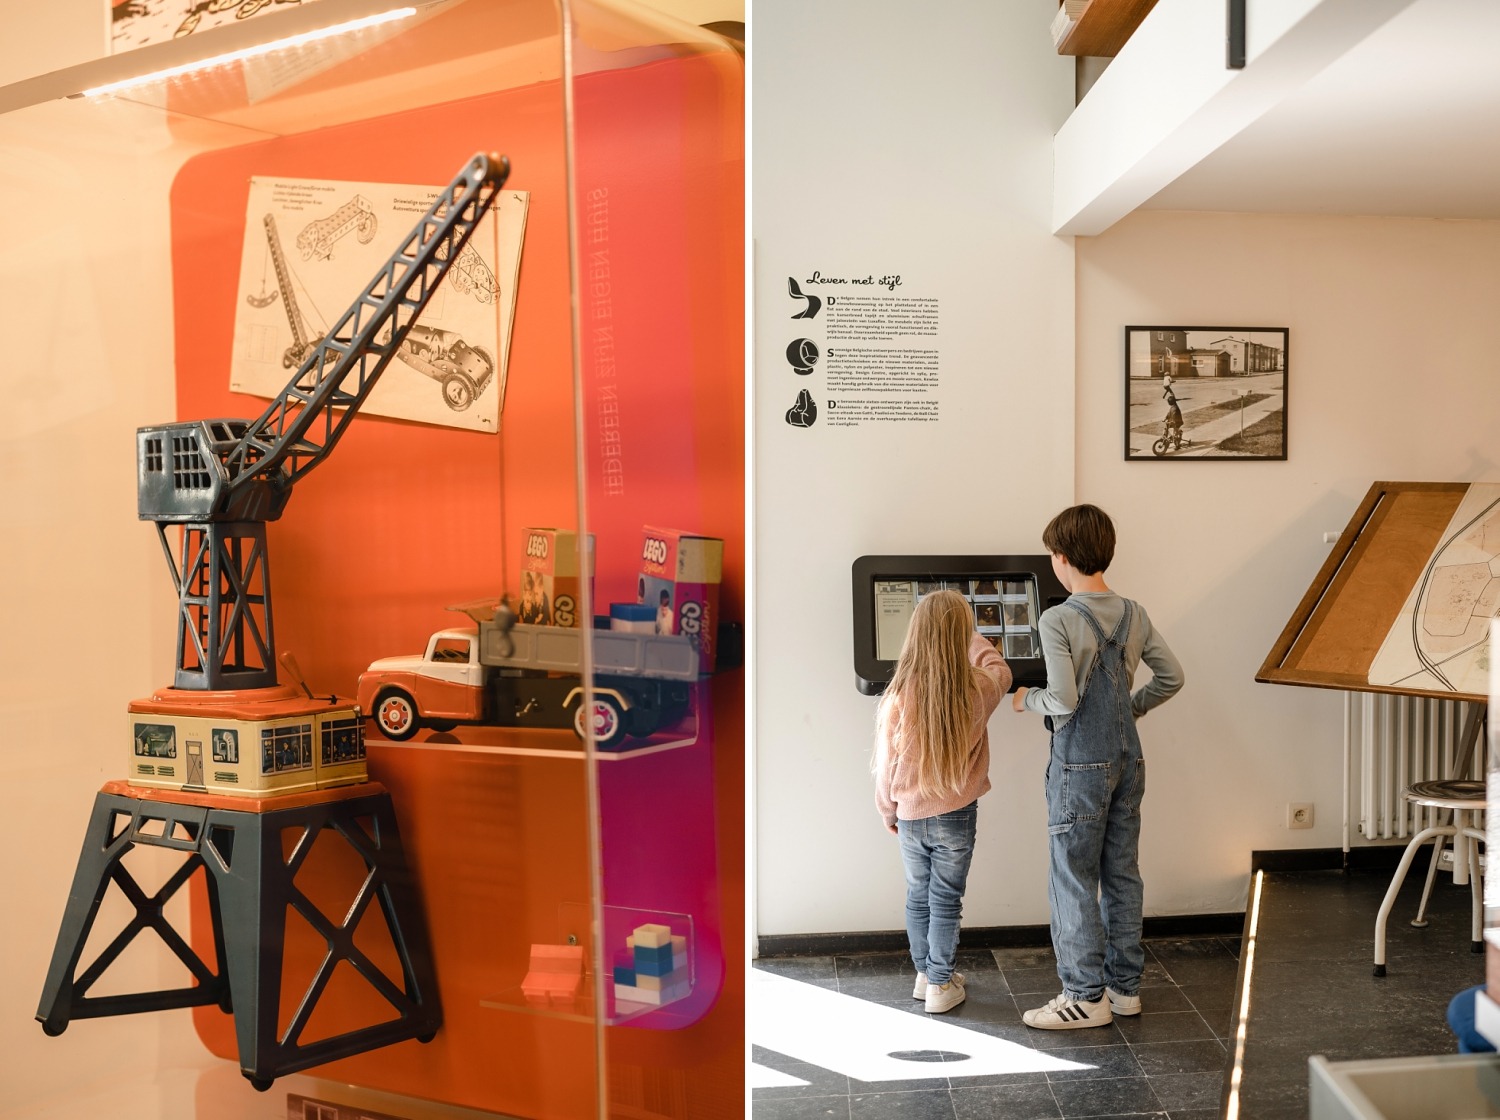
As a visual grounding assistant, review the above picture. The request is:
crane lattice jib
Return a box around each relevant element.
[219,152,510,506]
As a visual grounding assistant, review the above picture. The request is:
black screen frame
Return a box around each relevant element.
[851,554,1069,695]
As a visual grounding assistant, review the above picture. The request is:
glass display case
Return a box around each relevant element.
[0,3,743,1117]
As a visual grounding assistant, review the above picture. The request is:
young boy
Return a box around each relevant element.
[1161,376,1184,448]
[1011,504,1183,1030]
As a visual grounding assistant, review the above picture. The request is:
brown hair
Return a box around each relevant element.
[1042,504,1115,576]
[874,589,981,799]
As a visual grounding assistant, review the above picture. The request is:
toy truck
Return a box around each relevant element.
[357,616,698,748]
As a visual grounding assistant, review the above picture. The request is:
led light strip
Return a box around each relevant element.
[1224,868,1264,1120]
[82,7,417,98]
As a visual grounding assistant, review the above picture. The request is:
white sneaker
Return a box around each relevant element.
[924,972,966,1013]
[1107,988,1142,1016]
[1023,992,1112,1030]
[913,973,928,1000]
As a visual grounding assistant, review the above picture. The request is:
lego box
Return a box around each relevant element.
[521,529,594,628]
[638,526,723,671]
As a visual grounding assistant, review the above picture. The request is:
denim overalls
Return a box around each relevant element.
[1045,599,1146,1002]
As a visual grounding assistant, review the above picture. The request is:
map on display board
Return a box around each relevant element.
[229,175,528,433]
[1367,483,1500,696]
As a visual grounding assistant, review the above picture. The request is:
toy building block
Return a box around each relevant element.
[614,977,691,1006]
[633,923,672,947]
[520,943,585,1006]
[612,923,691,1008]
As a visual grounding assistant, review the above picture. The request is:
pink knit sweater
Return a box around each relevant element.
[874,633,1011,829]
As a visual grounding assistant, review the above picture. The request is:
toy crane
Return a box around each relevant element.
[38,153,510,1089]
[139,152,509,697]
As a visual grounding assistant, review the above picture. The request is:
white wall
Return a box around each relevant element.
[1074,207,1500,901]
[754,7,1500,944]
[752,1,1077,938]
[0,97,195,1120]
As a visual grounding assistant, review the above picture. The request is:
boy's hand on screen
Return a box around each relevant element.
[1012,687,1027,712]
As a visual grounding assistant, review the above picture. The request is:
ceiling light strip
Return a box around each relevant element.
[82,7,417,98]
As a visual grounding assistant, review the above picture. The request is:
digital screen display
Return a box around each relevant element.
[872,575,1041,662]
[853,554,1065,694]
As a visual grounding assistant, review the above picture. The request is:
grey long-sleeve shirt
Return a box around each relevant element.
[1021,591,1183,730]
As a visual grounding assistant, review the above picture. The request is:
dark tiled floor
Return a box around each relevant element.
[1234,867,1486,1120]
[752,866,1485,1119]
[753,939,1235,1119]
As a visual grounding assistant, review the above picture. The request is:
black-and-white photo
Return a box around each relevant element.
[1124,326,1288,461]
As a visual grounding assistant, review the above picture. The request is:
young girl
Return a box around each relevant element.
[873,589,1011,1013]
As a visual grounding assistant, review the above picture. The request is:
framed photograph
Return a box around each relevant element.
[1124,326,1289,461]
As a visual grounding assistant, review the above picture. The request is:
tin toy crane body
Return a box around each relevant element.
[37,153,511,1087]
[138,153,509,703]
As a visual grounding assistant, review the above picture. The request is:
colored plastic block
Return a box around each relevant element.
[635,964,687,991]
[521,944,584,1006]
[614,976,691,1007]
[633,943,675,976]
[632,922,673,949]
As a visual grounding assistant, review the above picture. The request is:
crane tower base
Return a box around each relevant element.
[36,780,441,1090]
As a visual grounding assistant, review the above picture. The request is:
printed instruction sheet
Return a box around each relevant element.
[230,175,528,433]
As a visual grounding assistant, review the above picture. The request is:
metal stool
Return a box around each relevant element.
[1373,779,1486,976]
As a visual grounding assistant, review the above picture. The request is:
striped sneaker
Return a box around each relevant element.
[1023,992,1112,1030]
[1107,988,1142,1016]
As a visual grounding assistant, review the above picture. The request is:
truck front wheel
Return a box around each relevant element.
[573,695,629,750]
[374,690,421,741]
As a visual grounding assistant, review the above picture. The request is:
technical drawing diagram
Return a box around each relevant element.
[786,337,819,375]
[296,193,377,261]
[1368,483,1500,695]
[110,0,306,50]
[786,387,818,428]
[438,241,502,305]
[231,175,529,433]
[788,276,822,319]
[391,325,497,412]
[259,212,321,369]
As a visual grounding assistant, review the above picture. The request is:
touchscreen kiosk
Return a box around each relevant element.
[851,555,1068,695]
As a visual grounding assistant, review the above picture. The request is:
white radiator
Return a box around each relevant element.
[1345,692,1484,844]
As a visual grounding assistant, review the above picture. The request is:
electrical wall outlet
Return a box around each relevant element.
[1287,802,1314,829]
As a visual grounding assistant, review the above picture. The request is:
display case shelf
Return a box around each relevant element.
[480,904,695,1025]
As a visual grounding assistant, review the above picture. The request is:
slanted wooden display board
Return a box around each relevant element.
[1257,481,1483,702]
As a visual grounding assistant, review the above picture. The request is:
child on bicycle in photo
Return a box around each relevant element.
[1162,375,1184,447]
[873,589,1011,1013]
[1012,504,1184,1030]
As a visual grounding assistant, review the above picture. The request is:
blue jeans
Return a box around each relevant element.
[1045,599,1147,1003]
[898,802,977,985]
[1448,985,1497,1053]
[1047,753,1146,1001]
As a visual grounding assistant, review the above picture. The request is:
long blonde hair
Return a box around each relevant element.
[875,589,980,799]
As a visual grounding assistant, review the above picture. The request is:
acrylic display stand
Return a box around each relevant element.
[36,780,439,1090]
[481,903,694,1026]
